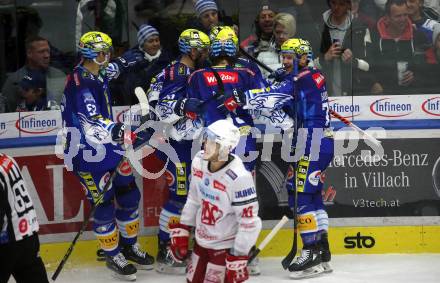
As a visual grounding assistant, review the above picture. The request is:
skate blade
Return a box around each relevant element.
[247,266,261,276]
[321,262,333,273]
[111,271,136,281]
[133,262,154,271]
[289,265,325,280]
[155,262,186,275]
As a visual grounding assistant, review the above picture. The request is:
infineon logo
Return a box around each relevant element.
[329,99,360,118]
[421,97,440,116]
[15,114,58,134]
[116,108,141,124]
[369,98,412,118]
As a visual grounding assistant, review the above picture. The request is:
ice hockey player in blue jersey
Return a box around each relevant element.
[154,28,210,275]
[240,38,334,279]
[61,31,154,281]
[187,26,265,174]
[279,38,334,279]
[209,25,267,88]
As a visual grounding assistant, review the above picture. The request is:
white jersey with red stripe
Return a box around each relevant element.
[0,153,39,244]
[180,151,262,256]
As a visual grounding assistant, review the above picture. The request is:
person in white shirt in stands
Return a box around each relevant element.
[169,119,262,283]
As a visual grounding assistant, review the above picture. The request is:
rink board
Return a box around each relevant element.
[40,225,440,270]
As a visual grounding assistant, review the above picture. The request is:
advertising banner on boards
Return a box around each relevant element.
[255,138,440,220]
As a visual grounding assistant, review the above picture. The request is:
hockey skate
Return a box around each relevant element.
[121,243,155,270]
[106,252,137,281]
[320,233,333,273]
[155,242,187,274]
[289,245,324,279]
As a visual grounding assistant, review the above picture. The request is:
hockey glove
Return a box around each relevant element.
[174,98,203,120]
[223,90,246,112]
[108,49,145,79]
[111,123,153,149]
[282,100,295,119]
[268,68,286,82]
[169,222,190,262]
[225,253,249,283]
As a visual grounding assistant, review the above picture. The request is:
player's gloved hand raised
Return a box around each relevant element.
[169,222,190,262]
[268,68,286,82]
[175,98,203,120]
[223,89,246,112]
[116,49,144,68]
[106,49,144,80]
[225,253,249,283]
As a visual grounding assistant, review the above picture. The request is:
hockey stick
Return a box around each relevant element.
[238,47,382,146]
[52,88,151,280]
[329,109,381,147]
[281,60,300,270]
[248,215,289,263]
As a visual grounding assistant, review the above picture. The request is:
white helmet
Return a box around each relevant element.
[204,119,240,153]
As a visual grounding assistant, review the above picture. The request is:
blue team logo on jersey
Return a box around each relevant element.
[204,178,210,186]
[248,92,291,111]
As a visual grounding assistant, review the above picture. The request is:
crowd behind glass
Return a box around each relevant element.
[0,0,439,114]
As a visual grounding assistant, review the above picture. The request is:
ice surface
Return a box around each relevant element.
[8,254,440,283]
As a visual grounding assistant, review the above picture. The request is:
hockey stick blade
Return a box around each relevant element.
[281,228,298,270]
[134,86,150,116]
[248,215,289,263]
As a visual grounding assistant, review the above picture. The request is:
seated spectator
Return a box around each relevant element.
[240,1,276,57]
[368,0,429,94]
[256,12,296,78]
[319,0,376,96]
[0,36,65,113]
[110,24,172,106]
[15,69,58,112]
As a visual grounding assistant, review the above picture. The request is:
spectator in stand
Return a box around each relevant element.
[407,0,440,45]
[369,0,429,94]
[256,12,296,78]
[319,0,377,96]
[110,24,171,106]
[419,24,440,92]
[192,0,220,34]
[0,36,65,113]
[293,0,329,51]
[240,1,276,57]
[423,0,440,19]
[15,69,58,112]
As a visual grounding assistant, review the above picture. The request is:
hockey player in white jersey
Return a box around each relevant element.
[168,119,262,283]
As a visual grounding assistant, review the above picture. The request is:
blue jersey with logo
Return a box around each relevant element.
[295,67,331,129]
[156,60,193,124]
[187,65,265,171]
[187,65,263,127]
[61,65,123,172]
